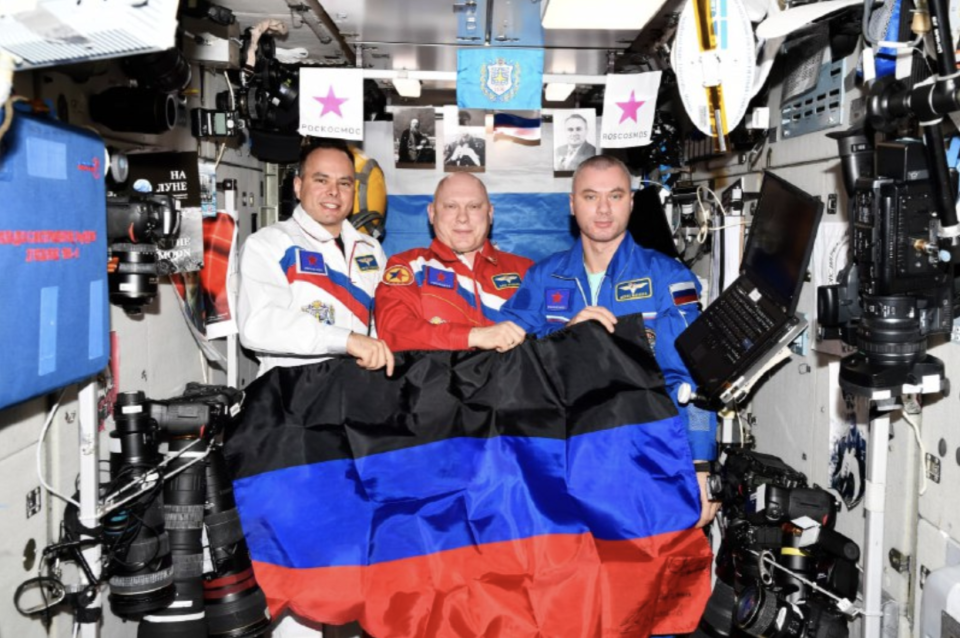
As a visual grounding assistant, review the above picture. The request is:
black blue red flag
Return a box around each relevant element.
[225,314,712,636]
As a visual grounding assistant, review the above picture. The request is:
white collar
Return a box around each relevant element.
[293,205,375,248]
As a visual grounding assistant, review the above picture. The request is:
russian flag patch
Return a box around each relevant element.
[669,281,698,306]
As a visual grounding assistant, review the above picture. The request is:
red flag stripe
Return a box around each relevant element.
[252,529,711,638]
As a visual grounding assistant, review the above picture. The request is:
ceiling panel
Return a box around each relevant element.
[217,0,668,96]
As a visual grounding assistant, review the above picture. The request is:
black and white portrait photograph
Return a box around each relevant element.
[394,107,437,168]
[553,109,597,173]
[443,109,486,173]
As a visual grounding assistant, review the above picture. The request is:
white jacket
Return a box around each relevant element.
[238,205,387,377]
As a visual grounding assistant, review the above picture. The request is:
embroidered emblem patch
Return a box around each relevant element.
[382,265,413,286]
[545,288,572,312]
[645,328,656,354]
[355,254,379,272]
[302,301,335,325]
[298,250,327,275]
[426,267,456,290]
[615,278,652,302]
[492,273,522,290]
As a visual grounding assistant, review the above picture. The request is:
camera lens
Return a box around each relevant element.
[106,392,176,618]
[735,585,805,638]
[108,243,160,315]
[90,88,178,134]
[203,448,271,637]
[139,436,209,636]
[856,294,926,366]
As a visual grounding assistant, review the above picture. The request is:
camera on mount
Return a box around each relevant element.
[817,135,953,391]
[695,447,859,638]
[213,31,300,162]
[106,193,181,315]
[103,385,270,637]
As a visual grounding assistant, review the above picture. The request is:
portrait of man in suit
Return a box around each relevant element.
[554,111,597,172]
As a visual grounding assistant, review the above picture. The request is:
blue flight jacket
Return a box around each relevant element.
[501,233,717,461]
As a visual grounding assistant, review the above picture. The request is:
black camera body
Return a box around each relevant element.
[191,107,243,138]
[214,32,300,162]
[697,448,857,638]
[106,193,181,315]
[818,137,954,390]
[104,386,269,637]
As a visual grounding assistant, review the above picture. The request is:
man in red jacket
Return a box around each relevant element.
[375,173,532,352]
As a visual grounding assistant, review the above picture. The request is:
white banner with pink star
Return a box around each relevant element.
[600,71,662,149]
[298,67,365,141]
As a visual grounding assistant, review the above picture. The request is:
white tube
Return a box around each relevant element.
[862,411,891,638]
[78,380,101,638]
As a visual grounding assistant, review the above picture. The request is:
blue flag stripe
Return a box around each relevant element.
[233,416,699,569]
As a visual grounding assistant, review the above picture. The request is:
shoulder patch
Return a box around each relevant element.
[382,264,413,286]
[545,288,572,312]
[492,272,522,290]
[297,250,327,275]
[615,278,652,302]
[669,281,699,306]
[355,254,379,272]
[425,266,456,290]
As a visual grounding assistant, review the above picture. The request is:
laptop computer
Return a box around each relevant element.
[676,171,824,407]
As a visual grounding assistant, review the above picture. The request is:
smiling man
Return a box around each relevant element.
[238,138,394,379]
[502,154,719,530]
[375,172,531,352]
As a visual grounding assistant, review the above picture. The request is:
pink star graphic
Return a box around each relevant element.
[314,86,348,118]
[616,90,645,124]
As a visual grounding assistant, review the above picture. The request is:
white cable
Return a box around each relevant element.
[695,185,728,244]
[99,439,211,518]
[214,142,227,169]
[900,410,928,495]
[224,68,235,111]
[748,549,863,616]
[36,390,80,509]
[199,349,211,384]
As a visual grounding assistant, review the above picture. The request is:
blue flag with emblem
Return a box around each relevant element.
[457,48,544,110]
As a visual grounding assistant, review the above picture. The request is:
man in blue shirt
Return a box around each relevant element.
[502,154,719,528]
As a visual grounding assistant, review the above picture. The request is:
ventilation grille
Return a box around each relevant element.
[0,0,178,69]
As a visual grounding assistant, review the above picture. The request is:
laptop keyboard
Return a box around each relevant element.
[703,284,779,364]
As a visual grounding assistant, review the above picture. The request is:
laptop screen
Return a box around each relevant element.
[741,171,822,308]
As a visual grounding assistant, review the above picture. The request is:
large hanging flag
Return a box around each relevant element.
[457,48,544,111]
[298,67,364,141]
[600,71,662,149]
[225,314,712,638]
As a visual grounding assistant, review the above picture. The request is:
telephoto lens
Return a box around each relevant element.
[139,436,209,637]
[105,392,176,618]
[107,243,160,314]
[735,585,805,638]
[203,447,271,637]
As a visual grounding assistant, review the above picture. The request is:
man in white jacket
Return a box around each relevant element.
[238,140,392,637]
[239,139,394,379]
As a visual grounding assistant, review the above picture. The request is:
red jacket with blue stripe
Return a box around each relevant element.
[375,239,532,352]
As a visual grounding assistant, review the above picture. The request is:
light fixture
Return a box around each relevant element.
[540,0,668,30]
[392,77,422,98]
[544,82,576,102]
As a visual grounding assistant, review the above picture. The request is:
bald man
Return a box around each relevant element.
[375,173,532,352]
